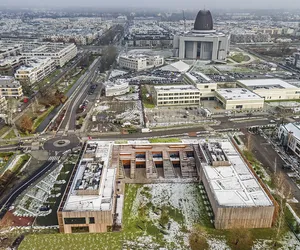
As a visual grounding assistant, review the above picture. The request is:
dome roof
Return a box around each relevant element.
[194,10,213,31]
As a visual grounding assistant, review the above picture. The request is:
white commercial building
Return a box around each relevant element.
[278,123,300,158]
[119,54,164,71]
[238,79,300,101]
[215,88,264,110]
[22,43,77,67]
[0,75,23,97]
[184,72,217,100]
[15,57,56,85]
[153,85,200,106]
[173,10,230,61]
[105,79,130,97]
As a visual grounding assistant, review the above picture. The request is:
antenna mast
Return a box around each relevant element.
[182,10,186,33]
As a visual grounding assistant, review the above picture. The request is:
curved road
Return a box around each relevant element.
[0,160,57,219]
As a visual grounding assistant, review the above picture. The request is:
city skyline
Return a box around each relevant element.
[1,0,300,10]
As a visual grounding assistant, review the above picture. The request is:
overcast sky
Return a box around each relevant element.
[1,0,300,10]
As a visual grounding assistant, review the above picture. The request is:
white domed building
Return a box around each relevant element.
[173,10,230,61]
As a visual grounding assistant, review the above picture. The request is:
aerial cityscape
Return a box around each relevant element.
[1,2,300,250]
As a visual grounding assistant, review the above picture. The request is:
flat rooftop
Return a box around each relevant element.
[199,139,273,207]
[185,72,213,84]
[63,141,116,212]
[216,88,263,100]
[238,78,298,90]
[281,123,300,141]
[154,84,200,92]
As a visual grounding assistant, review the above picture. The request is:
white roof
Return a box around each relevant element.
[282,123,300,141]
[63,141,116,212]
[201,140,273,207]
[154,84,200,92]
[238,78,298,89]
[160,60,190,73]
[216,88,263,100]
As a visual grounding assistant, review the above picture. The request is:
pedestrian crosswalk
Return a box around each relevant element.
[48,156,60,161]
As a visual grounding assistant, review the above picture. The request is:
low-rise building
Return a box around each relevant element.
[153,85,200,106]
[215,88,264,110]
[278,123,300,158]
[22,43,77,67]
[15,57,56,85]
[184,72,217,100]
[119,54,164,71]
[58,141,117,234]
[105,79,130,97]
[196,139,275,229]
[238,79,300,101]
[0,75,23,97]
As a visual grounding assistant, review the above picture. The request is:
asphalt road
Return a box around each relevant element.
[0,160,57,219]
[240,131,300,202]
[59,58,101,132]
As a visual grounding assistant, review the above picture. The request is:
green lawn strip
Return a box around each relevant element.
[149,138,181,143]
[0,152,14,173]
[230,53,250,63]
[4,129,17,139]
[0,125,11,137]
[115,140,128,144]
[32,106,55,132]
[19,232,123,250]
[141,85,155,108]
[11,154,30,173]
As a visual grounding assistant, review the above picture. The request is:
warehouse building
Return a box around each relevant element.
[153,85,200,106]
[238,79,300,101]
[58,141,117,233]
[215,88,264,110]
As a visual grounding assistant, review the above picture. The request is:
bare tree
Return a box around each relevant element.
[274,172,292,239]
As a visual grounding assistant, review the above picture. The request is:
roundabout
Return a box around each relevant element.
[44,135,80,152]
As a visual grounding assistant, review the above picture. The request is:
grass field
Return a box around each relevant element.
[149,138,181,143]
[18,183,300,250]
[141,85,155,108]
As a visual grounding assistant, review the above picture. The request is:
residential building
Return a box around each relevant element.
[22,43,77,67]
[173,10,230,61]
[0,56,25,76]
[15,57,56,85]
[184,72,217,100]
[238,79,300,100]
[119,54,164,71]
[215,88,264,110]
[0,75,23,97]
[105,79,129,97]
[0,42,23,59]
[153,85,200,106]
